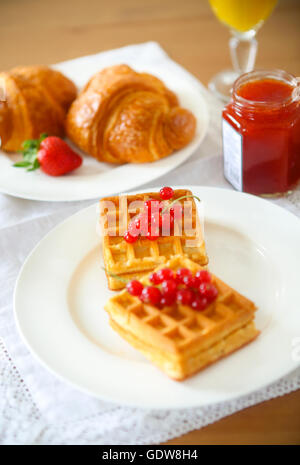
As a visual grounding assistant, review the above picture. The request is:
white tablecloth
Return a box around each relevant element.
[0,42,299,445]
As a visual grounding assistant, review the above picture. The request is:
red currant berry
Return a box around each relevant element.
[175,268,192,284]
[160,293,176,307]
[195,270,212,284]
[149,272,160,284]
[159,187,174,200]
[151,212,163,229]
[138,214,149,236]
[206,284,218,302]
[144,199,160,219]
[146,229,160,240]
[140,286,162,305]
[161,212,174,233]
[128,221,138,234]
[198,282,209,297]
[182,275,198,288]
[126,280,143,296]
[198,283,218,302]
[176,289,193,306]
[191,296,208,311]
[170,204,182,221]
[128,217,141,236]
[156,268,175,283]
[144,199,155,210]
[161,279,177,297]
[124,231,139,243]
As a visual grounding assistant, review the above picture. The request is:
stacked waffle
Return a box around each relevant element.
[100,189,208,290]
[105,256,259,380]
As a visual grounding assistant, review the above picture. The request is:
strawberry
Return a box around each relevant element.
[14,133,82,176]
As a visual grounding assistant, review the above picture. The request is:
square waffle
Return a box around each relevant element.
[105,256,260,380]
[100,189,208,290]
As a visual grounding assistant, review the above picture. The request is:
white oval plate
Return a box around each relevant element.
[0,59,208,202]
[14,186,300,409]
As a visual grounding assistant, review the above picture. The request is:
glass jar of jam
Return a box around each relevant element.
[222,70,300,196]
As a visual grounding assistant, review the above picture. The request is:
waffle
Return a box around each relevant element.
[100,189,208,290]
[105,256,260,380]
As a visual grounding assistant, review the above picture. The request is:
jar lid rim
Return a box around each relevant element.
[232,69,299,108]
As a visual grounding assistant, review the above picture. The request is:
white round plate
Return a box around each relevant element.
[0,61,208,202]
[14,186,300,409]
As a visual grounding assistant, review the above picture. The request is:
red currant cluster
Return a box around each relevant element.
[124,187,182,243]
[126,268,218,311]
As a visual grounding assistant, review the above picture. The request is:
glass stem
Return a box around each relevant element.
[229,33,258,74]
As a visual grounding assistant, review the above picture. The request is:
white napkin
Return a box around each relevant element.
[0,42,299,445]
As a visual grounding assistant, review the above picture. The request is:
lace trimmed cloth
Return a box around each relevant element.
[0,42,299,445]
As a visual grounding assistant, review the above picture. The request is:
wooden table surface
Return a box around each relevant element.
[1,0,300,445]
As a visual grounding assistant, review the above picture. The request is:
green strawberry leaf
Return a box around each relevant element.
[39,133,48,142]
[23,148,38,163]
[13,133,47,172]
[27,158,40,171]
[22,139,39,151]
[13,161,32,168]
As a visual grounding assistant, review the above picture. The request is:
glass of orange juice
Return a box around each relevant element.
[208,0,278,101]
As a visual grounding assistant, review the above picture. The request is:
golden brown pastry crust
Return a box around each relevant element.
[66,64,196,164]
[0,66,77,152]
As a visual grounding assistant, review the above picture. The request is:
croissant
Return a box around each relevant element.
[66,65,196,163]
[0,66,77,152]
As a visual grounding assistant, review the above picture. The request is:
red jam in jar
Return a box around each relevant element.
[222,70,300,196]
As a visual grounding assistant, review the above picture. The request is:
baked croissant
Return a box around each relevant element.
[66,65,196,163]
[0,66,77,152]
